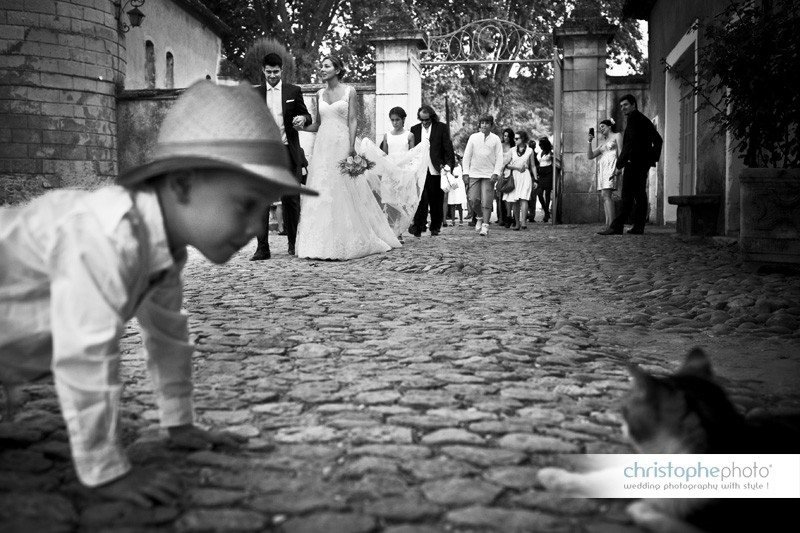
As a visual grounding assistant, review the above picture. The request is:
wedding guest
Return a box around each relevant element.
[599,93,663,235]
[380,106,416,242]
[587,118,622,232]
[463,115,504,236]
[527,140,540,222]
[537,137,557,223]
[447,153,466,225]
[408,105,455,237]
[380,106,415,154]
[503,131,535,230]
[497,128,515,226]
[0,81,316,506]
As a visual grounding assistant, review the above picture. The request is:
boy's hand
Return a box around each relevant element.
[166,424,247,450]
[94,468,181,508]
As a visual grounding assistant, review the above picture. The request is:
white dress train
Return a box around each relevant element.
[296,86,401,260]
[359,136,428,238]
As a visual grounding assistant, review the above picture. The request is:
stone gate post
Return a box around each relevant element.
[369,31,426,143]
[554,14,616,223]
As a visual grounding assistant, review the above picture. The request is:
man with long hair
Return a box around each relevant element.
[408,105,455,237]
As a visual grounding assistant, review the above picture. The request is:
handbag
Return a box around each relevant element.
[499,172,515,194]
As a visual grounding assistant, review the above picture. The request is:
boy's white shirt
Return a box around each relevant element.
[0,185,194,487]
[462,131,504,178]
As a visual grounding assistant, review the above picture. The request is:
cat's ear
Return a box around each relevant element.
[678,348,714,379]
[627,363,659,392]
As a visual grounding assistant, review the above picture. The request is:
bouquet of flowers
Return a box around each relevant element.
[339,153,375,178]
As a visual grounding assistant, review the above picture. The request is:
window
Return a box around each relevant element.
[145,40,156,89]
[165,52,174,89]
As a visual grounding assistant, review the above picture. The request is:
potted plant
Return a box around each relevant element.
[692,0,799,264]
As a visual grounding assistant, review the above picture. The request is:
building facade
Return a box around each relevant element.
[0,0,227,205]
[123,0,227,90]
[623,0,739,236]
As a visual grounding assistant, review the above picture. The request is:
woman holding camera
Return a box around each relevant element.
[587,118,622,232]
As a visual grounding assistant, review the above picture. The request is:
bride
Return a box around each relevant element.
[295,56,401,260]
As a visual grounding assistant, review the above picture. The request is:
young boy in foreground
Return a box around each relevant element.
[0,80,317,506]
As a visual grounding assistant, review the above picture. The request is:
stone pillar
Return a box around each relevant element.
[369,31,426,143]
[0,0,124,205]
[554,16,616,224]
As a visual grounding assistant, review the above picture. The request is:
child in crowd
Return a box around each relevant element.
[0,81,317,506]
[447,154,466,225]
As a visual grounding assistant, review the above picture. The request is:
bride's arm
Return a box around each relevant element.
[300,93,321,133]
[347,85,357,154]
[407,131,414,150]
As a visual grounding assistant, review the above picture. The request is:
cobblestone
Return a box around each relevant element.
[2,224,799,531]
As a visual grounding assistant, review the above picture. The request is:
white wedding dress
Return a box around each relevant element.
[296,86,402,260]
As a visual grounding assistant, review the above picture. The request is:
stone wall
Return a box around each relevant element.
[0,0,124,205]
[556,27,615,224]
[117,83,377,174]
[555,24,652,225]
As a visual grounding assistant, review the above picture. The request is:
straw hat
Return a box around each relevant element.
[118,80,317,197]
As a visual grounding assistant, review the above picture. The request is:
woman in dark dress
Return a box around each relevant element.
[537,137,557,223]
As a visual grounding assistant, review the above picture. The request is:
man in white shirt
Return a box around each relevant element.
[462,115,504,236]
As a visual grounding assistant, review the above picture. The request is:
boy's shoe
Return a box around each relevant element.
[479,223,489,236]
[475,220,484,233]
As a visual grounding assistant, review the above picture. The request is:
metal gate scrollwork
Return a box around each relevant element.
[421,18,552,66]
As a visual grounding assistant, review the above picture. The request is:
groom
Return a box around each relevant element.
[251,52,312,260]
[408,105,455,237]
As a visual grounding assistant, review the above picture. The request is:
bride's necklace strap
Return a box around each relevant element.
[516,145,526,156]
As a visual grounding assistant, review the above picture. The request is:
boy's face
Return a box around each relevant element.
[170,171,278,264]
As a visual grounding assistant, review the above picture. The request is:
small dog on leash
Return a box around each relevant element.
[538,348,800,533]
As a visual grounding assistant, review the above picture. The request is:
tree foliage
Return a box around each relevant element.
[202,0,644,144]
[202,0,384,82]
[241,38,296,85]
[690,0,798,168]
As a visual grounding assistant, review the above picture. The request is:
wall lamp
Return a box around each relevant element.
[119,0,146,33]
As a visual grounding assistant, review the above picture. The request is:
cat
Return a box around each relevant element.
[538,347,800,533]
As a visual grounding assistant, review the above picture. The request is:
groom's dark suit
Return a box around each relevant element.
[410,121,455,235]
[256,82,311,256]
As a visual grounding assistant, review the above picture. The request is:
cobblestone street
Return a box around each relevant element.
[2,223,799,532]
